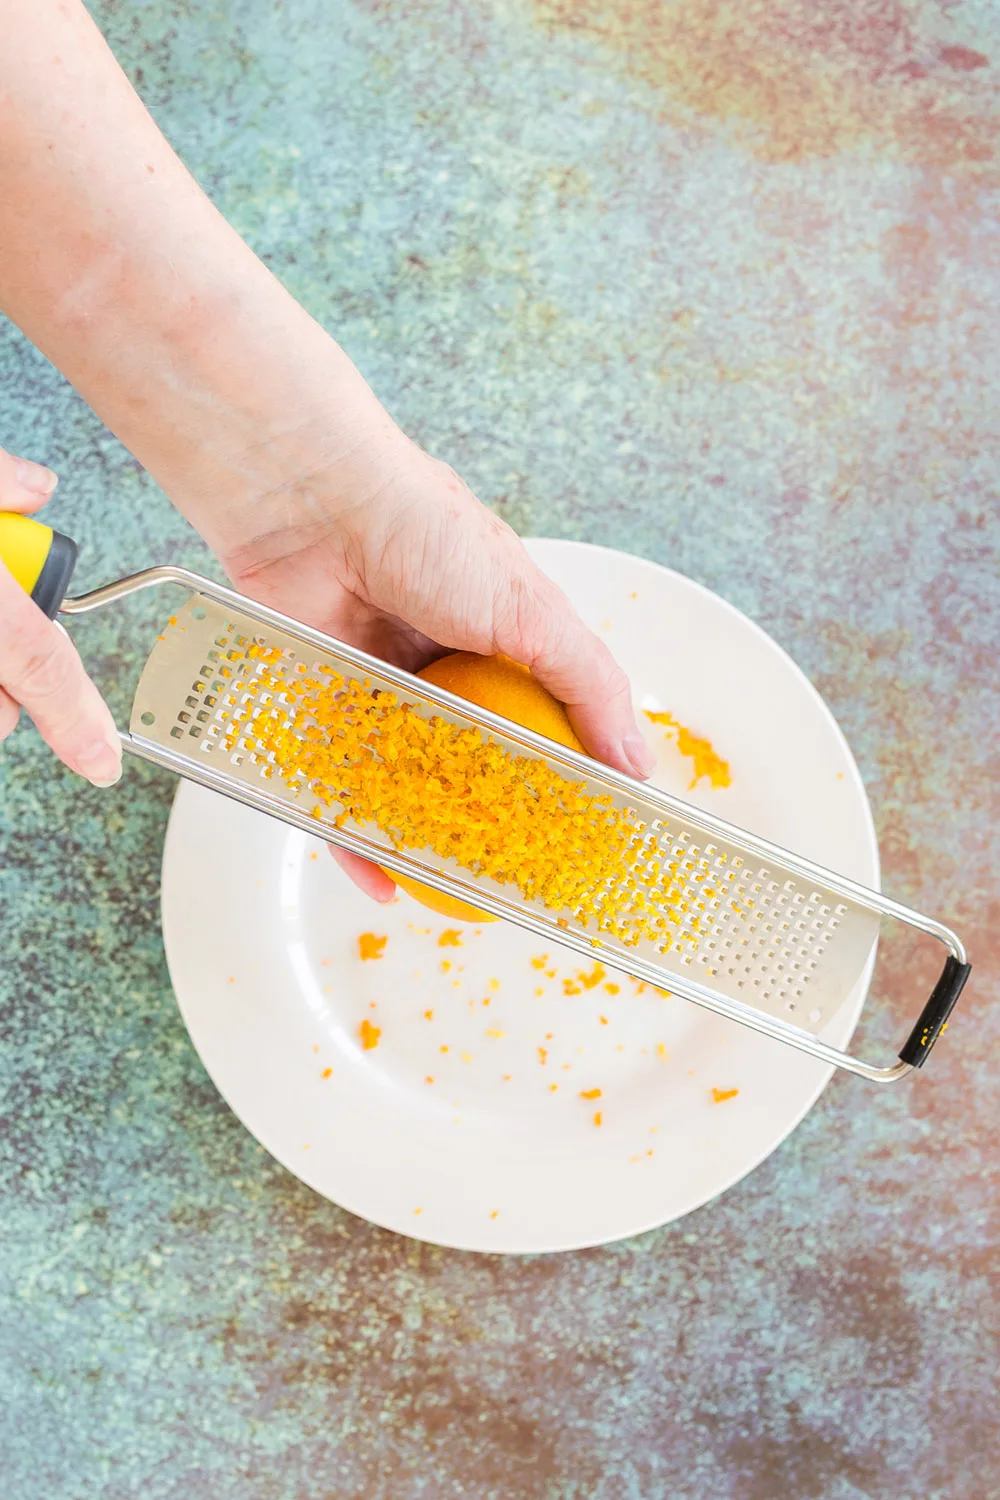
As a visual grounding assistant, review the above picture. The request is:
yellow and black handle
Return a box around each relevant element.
[0,511,78,618]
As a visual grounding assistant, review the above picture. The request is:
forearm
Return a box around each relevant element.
[0,0,395,551]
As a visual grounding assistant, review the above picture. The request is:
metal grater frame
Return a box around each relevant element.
[61,566,971,1084]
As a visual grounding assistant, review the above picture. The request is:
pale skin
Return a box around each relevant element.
[0,0,654,900]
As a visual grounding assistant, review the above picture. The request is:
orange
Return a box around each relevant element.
[384,652,584,922]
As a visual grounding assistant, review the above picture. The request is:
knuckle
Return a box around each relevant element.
[496,568,568,665]
[428,453,475,501]
[482,507,519,547]
[492,569,539,654]
[15,630,77,706]
[591,640,630,700]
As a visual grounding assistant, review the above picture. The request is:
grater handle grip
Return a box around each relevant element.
[898,955,971,1067]
[0,511,78,618]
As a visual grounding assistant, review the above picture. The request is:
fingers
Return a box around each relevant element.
[0,443,59,511]
[366,457,653,781]
[489,540,655,780]
[0,557,122,786]
[0,447,116,783]
[327,843,397,902]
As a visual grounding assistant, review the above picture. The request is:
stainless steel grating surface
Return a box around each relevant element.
[131,591,880,1038]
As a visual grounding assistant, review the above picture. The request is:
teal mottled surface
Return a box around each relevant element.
[1,2,998,1496]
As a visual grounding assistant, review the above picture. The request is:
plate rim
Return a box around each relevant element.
[160,539,880,1253]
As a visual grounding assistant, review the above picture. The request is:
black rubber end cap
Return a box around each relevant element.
[899,955,971,1068]
[30,530,78,619]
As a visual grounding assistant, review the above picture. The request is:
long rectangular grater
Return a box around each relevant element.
[60,565,971,1083]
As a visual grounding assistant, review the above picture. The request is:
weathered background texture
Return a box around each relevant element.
[1,2,997,1496]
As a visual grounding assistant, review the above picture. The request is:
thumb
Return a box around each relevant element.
[487,540,655,779]
[0,444,60,511]
[0,554,123,787]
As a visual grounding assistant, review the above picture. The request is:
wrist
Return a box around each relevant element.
[65,241,404,558]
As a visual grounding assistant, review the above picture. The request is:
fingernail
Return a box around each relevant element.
[16,460,59,497]
[623,733,655,779]
[76,737,123,789]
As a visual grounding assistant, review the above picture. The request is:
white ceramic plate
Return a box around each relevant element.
[161,539,878,1253]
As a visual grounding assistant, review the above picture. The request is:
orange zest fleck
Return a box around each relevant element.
[358,932,387,961]
[593,1111,603,1127]
[711,1087,739,1104]
[604,982,620,996]
[321,1066,333,1079]
[359,1019,381,1050]
[580,1088,602,1100]
[643,709,731,789]
[537,1046,548,1065]
[424,1009,434,1020]
[599,1015,609,1026]
[438,929,463,947]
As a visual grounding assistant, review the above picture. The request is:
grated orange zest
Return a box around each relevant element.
[223,653,706,953]
[643,710,731,789]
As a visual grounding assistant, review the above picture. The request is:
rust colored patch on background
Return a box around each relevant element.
[532,0,998,166]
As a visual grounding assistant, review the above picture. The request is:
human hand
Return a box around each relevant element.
[0,446,122,788]
[211,423,654,901]
[0,0,643,858]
